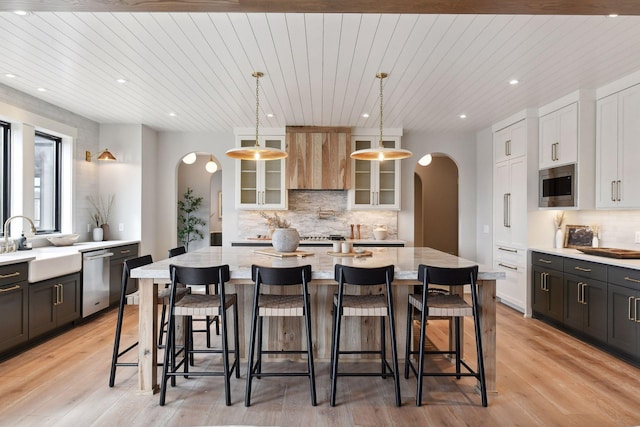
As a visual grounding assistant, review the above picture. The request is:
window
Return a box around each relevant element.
[0,121,9,227]
[34,131,61,233]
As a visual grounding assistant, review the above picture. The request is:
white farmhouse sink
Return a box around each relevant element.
[28,250,82,283]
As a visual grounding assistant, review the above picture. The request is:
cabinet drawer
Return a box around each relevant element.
[531,252,563,271]
[110,244,138,260]
[563,258,607,282]
[608,265,640,290]
[0,263,28,287]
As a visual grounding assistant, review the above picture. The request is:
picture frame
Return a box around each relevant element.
[564,224,593,248]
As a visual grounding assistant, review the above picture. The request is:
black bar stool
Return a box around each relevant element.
[245,264,317,406]
[108,254,188,387]
[330,264,401,407]
[159,264,239,406]
[404,264,487,407]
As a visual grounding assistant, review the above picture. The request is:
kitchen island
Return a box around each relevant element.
[131,246,504,394]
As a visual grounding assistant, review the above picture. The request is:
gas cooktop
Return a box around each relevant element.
[299,234,345,241]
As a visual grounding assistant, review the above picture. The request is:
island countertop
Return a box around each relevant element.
[131,246,504,282]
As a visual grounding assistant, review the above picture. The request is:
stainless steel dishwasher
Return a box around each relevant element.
[82,249,114,317]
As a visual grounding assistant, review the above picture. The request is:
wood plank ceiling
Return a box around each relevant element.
[0,9,639,136]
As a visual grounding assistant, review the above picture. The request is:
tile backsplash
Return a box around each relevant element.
[566,210,640,248]
[236,191,398,240]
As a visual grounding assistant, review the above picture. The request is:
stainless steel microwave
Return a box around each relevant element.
[539,164,575,208]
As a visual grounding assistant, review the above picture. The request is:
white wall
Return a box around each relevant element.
[141,125,158,257]
[402,131,478,260]
[475,127,494,267]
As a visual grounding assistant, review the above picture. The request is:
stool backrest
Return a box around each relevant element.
[168,246,186,258]
[417,264,478,287]
[122,254,153,290]
[170,264,230,287]
[251,265,312,286]
[334,264,394,286]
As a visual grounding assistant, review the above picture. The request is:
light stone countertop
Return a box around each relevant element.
[131,246,504,282]
[529,247,640,270]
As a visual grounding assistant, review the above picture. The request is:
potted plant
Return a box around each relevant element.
[177,187,206,251]
[260,211,298,252]
[88,194,114,241]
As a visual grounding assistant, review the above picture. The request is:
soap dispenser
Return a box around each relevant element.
[17,233,27,251]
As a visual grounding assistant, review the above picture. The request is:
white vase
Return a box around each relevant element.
[271,228,299,253]
[554,228,563,248]
[93,227,103,242]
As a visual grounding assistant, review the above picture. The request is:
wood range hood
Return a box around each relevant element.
[285,126,351,191]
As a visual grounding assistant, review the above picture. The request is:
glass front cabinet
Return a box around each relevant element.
[234,134,287,210]
[349,135,401,210]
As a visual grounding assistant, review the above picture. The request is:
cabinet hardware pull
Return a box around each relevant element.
[544,272,549,291]
[0,271,20,279]
[120,250,131,254]
[540,272,546,291]
[581,283,588,305]
[59,284,64,305]
[498,246,517,253]
[0,284,20,293]
[498,262,517,271]
[552,142,558,161]
[505,139,511,156]
[611,181,616,202]
[574,266,592,273]
[53,284,59,306]
[505,193,511,228]
[629,296,635,321]
[624,276,640,284]
[577,282,583,304]
[617,180,621,202]
[635,298,640,323]
[538,258,552,264]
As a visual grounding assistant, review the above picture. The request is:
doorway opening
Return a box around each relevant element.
[414,154,459,255]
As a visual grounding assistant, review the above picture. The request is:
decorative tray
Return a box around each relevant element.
[327,250,373,258]
[253,249,314,258]
[577,248,640,259]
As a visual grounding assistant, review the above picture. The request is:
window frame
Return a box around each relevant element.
[34,130,62,234]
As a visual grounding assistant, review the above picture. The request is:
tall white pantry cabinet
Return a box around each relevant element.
[492,111,538,312]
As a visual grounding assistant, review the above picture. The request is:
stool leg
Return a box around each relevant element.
[330,302,343,407]
[220,305,231,406]
[233,298,240,379]
[387,290,401,407]
[455,317,461,379]
[404,299,413,379]
[381,316,387,378]
[416,297,428,406]
[109,288,128,387]
[245,292,260,407]
[159,301,176,406]
[257,316,264,378]
[158,302,167,348]
[304,300,317,406]
[330,304,336,380]
[472,284,488,407]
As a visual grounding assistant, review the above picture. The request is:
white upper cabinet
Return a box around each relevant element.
[596,84,640,208]
[494,120,526,163]
[348,135,401,210]
[234,134,287,210]
[539,102,578,169]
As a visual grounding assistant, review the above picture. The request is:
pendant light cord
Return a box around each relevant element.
[254,72,261,148]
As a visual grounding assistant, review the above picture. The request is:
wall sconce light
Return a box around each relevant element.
[85,148,117,162]
[182,152,197,164]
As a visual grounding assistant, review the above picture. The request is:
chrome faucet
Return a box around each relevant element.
[3,215,37,251]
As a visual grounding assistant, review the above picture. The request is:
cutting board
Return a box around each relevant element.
[577,247,640,259]
[327,250,373,258]
[253,249,314,258]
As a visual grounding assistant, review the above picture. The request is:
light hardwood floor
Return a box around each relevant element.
[0,303,639,427]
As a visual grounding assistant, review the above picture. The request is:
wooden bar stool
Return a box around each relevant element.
[404,264,487,407]
[245,265,316,407]
[330,264,401,407]
[159,264,240,406]
[108,254,188,387]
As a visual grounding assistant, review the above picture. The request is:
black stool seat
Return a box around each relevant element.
[330,264,401,407]
[245,264,317,407]
[159,264,240,406]
[404,264,487,407]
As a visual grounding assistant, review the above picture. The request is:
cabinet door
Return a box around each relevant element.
[532,267,549,315]
[376,139,400,208]
[508,156,527,248]
[539,112,557,169]
[56,274,81,326]
[617,85,640,208]
[607,283,639,355]
[495,259,525,310]
[238,137,259,206]
[262,137,286,208]
[582,279,607,342]
[494,121,525,162]
[556,103,578,166]
[563,274,584,332]
[353,138,373,206]
[595,94,619,208]
[0,281,28,353]
[29,282,56,339]
[547,269,565,322]
[350,136,400,210]
[493,161,511,246]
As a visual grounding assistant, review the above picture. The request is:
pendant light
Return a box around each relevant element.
[350,72,412,161]
[205,155,218,173]
[226,72,288,161]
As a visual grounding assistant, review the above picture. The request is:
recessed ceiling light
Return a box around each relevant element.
[116,78,127,84]
[509,79,519,85]
[37,87,46,92]
[169,112,177,117]
[14,10,29,16]
[362,113,370,118]
[459,114,467,119]
[266,113,274,118]
[608,13,618,17]
[5,73,16,78]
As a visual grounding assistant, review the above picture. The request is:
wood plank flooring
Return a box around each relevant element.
[0,303,639,427]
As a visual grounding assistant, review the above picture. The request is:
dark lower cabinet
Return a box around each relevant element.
[108,243,139,305]
[607,266,640,358]
[0,263,29,354]
[29,273,81,340]
[564,273,607,342]
[532,264,564,322]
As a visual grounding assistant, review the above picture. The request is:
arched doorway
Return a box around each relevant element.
[414,154,459,255]
[176,153,222,251]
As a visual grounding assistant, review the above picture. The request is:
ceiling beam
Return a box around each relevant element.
[0,0,637,15]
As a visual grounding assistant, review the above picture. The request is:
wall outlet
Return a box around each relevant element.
[483,225,490,234]
[635,231,640,244]
[118,223,124,232]
[87,223,90,232]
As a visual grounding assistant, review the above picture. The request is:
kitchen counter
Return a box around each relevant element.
[0,239,140,267]
[529,247,640,270]
[231,239,406,247]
